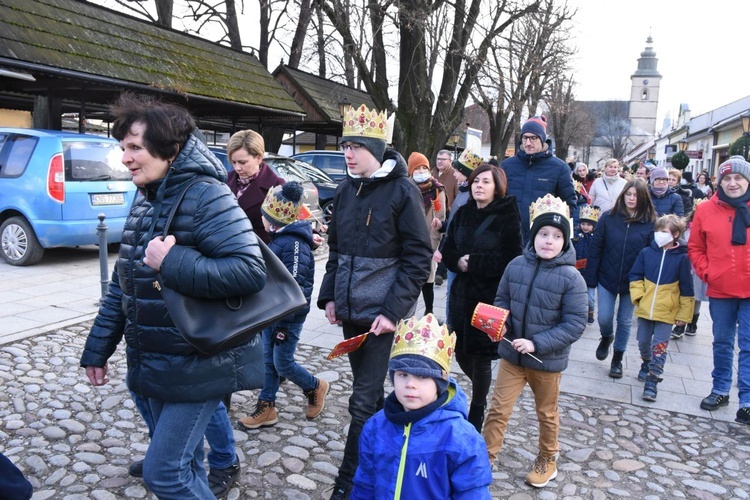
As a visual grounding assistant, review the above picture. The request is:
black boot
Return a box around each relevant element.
[468,403,486,433]
[595,336,614,361]
[671,323,685,339]
[685,313,700,336]
[609,350,624,379]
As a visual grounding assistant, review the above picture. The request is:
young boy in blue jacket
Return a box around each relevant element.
[239,182,329,429]
[630,214,694,401]
[351,314,492,499]
[573,205,600,324]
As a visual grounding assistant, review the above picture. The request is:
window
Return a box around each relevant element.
[1,135,37,177]
[63,141,131,181]
[641,89,648,100]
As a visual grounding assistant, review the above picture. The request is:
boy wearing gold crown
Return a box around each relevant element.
[482,194,587,488]
[573,205,600,324]
[239,182,329,430]
[351,314,492,499]
[318,104,433,499]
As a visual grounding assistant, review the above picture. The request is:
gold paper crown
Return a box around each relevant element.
[261,185,302,226]
[341,104,388,141]
[579,205,600,223]
[390,314,456,375]
[693,196,710,208]
[456,148,484,172]
[529,194,571,227]
[573,180,584,193]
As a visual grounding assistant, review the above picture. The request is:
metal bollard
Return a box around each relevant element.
[96,213,109,301]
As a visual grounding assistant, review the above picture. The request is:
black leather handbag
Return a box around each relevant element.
[151,176,308,356]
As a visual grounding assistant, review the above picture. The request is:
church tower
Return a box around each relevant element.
[628,36,661,146]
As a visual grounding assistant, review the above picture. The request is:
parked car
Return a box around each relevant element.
[291,150,348,184]
[209,148,325,229]
[281,158,337,225]
[0,128,137,266]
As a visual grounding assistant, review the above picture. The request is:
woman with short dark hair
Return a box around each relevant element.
[442,163,523,431]
[80,93,267,497]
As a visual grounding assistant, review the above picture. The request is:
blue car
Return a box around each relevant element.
[0,128,137,266]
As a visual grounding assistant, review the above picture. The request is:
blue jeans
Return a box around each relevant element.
[260,321,317,401]
[587,287,596,312]
[336,321,393,489]
[131,392,236,470]
[636,318,672,378]
[142,397,221,499]
[597,284,635,353]
[709,298,750,407]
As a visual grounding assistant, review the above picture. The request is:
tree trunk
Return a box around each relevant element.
[288,0,313,68]
[225,0,243,51]
[155,0,173,27]
[259,0,271,67]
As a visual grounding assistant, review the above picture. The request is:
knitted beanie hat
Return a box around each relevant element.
[261,181,304,227]
[521,115,548,144]
[529,194,572,251]
[339,136,386,163]
[650,166,669,181]
[718,155,750,184]
[389,354,449,396]
[407,152,430,177]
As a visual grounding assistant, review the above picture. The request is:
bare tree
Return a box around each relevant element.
[592,100,630,159]
[471,0,575,158]
[91,0,174,26]
[545,74,595,161]
[315,0,541,158]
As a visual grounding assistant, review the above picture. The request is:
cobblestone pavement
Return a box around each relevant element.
[3,320,750,500]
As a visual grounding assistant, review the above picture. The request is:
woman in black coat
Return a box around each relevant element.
[442,163,523,431]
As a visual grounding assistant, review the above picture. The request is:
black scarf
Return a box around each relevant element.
[383,389,449,426]
[718,187,750,245]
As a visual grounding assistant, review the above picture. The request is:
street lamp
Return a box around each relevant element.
[678,139,688,152]
[450,132,460,159]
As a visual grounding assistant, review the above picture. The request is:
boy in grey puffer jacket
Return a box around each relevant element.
[482,194,587,489]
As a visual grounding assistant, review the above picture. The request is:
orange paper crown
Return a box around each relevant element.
[342,104,389,141]
[391,314,456,374]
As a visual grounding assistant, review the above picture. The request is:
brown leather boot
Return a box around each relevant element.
[304,378,329,419]
[238,400,278,429]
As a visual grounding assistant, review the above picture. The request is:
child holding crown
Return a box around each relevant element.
[482,194,587,488]
[351,314,492,499]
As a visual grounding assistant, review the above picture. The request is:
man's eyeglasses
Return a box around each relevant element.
[340,143,363,152]
[437,157,451,162]
[521,135,540,143]
[652,178,669,184]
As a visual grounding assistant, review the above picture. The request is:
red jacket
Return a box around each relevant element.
[688,193,750,299]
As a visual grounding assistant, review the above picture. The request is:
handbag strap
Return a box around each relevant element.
[473,214,497,241]
[144,175,215,242]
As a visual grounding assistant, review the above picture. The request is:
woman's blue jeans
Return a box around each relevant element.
[131,392,236,470]
[597,284,635,353]
[142,397,221,499]
[260,321,317,401]
[709,298,750,407]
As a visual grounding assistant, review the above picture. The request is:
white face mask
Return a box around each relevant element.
[413,172,430,183]
[654,231,674,248]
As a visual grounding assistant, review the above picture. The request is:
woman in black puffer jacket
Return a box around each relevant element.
[442,163,523,431]
[80,93,266,498]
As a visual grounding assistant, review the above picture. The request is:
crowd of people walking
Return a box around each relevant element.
[1,95,733,500]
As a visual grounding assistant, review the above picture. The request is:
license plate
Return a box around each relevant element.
[91,193,125,206]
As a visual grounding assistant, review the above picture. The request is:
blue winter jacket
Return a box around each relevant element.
[650,187,684,216]
[351,380,492,499]
[584,209,655,294]
[268,220,315,325]
[80,134,267,402]
[501,144,577,243]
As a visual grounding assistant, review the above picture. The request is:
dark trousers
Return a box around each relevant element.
[336,321,394,488]
[455,350,493,408]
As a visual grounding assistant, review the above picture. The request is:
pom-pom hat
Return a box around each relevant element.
[521,115,548,144]
[529,194,572,250]
[261,181,304,227]
[718,155,750,184]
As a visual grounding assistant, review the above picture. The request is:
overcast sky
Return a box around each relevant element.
[569,0,750,126]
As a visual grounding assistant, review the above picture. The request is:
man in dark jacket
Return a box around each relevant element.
[501,116,577,244]
[318,104,432,499]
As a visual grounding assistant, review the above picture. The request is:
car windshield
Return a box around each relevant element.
[64,141,131,181]
[265,157,309,183]
[290,159,334,184]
